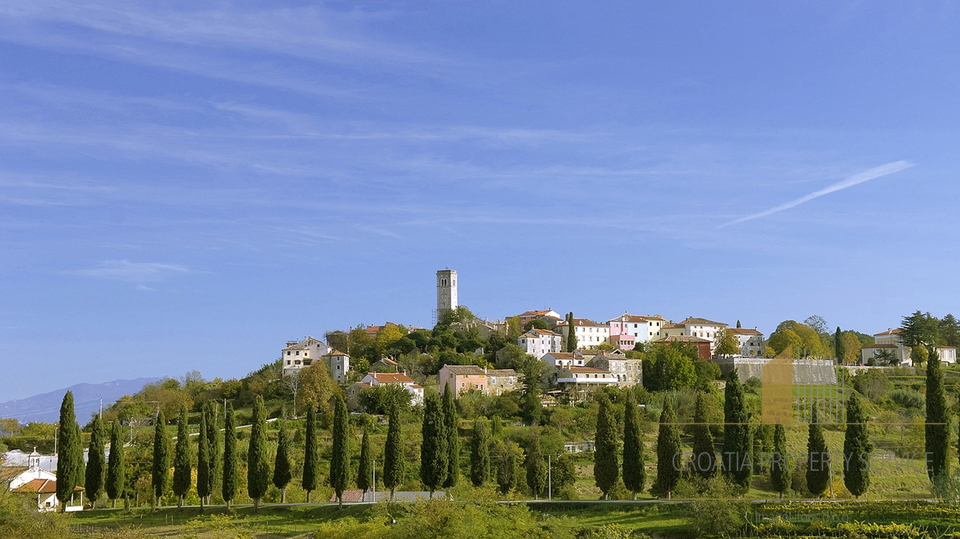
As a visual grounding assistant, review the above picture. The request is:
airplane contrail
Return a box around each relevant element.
[718,160,915,229]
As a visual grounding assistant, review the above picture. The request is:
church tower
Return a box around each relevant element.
[436,269,458,320]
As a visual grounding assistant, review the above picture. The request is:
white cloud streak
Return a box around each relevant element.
[718,160,915,229]
[67,260,190,283]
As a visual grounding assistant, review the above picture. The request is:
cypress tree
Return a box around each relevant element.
[85,414,107,509]
[196,408,211,510]
[302,406,319,503]
[273,418,292,503]
[525,425,547,499]
[834,327,845,363]
[470,418,491,488]
[926,348,949,480]
[593,394,619,499]
[690,391,715,480]
[204,401,221,501]
[329,395,351,508]
[420,391,448,497]
[151,410,170,510]
[722,370,752,491]
[565,312,578,352]
[496,440,518,495]
[843,393,871,498]
[656,400,682,499]
[383,405,405,500]
[806,405,830,498]
[771,424,789,498]
[442,384,460,490]
[222,404,238,508]
[106,421,126,508]
[172,405,192,511]
[248,396,270,512]
[56,391,84,512]
[622,391,646,499]
[357,427,373,500]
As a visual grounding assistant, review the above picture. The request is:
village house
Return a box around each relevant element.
[517,328,563,358]
[607,313,668,350]
[517,309,563,327]
[6,449,83,512]
[862,328,957,365]
[439,364,489,396]
[555,318,610,350]
[662,335,713,360]
[541,351,586,369]
[660,317,728,353]
[355,372,423,405]
[281,336,330,376]
[487,368,520,396]
[727,327,765,357]
[321,350,350,384]
[588,349,642,387]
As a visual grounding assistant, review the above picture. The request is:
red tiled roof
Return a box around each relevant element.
[728,328,763,335]
[679,317,727,327]
[368,372,414,384]
[875,329,903,336]
[330,489,365,503]
[11,479,82,494]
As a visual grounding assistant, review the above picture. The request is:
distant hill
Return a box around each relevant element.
[0,378,162,424]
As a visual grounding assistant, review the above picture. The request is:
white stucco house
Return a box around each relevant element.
[555,318,610,349]
[518,328,563,358]
[6,450,83,512]
[607,313,668,349]
[659,317,728,353]
[727,327,765,357]
[281,336,330,376]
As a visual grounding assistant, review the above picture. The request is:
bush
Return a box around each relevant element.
[854,369,893,400]
[889,389,924,410]
[686,476,750,537]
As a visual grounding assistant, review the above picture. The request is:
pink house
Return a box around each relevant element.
[439,364,489,396]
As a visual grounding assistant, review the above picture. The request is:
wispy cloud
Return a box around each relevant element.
[67,260,190,283]
[717,160,915,229]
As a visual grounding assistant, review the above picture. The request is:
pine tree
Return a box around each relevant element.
[622,391,646,499]
[357,427,373,500]
[525,425,547,499]
[172,405,192,511]
[806,405,830,498]
[843,393,871,498]
[835,327,844,363]
[151,410,170,510]
[85,414,107,509]
[771,424,789,498]
[442,384,460,490]
[383,405,405,500]
[926,349,949,480]
[420,391,448,497]
[273,418,292,503]
[302,406,319,503]
[722,370,752,491]
[56,391,84,512]
[656,400,681,499]
[330,395,351,508]
[593,394,619,499]
[205,401,221,502]
[222,404,238,508]
[106,421,126,508]
[196,408,211,510]
[470,418,491,488]
[690,391,715,480]
[248,396,270,512]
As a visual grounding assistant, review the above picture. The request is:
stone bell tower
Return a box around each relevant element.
[436,269,458,321]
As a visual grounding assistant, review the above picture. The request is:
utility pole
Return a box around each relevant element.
[372,459,376,503]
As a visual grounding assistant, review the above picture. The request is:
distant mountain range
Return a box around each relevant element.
[0,378,162,424]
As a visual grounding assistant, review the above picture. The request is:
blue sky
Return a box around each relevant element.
[2,1,959,401]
